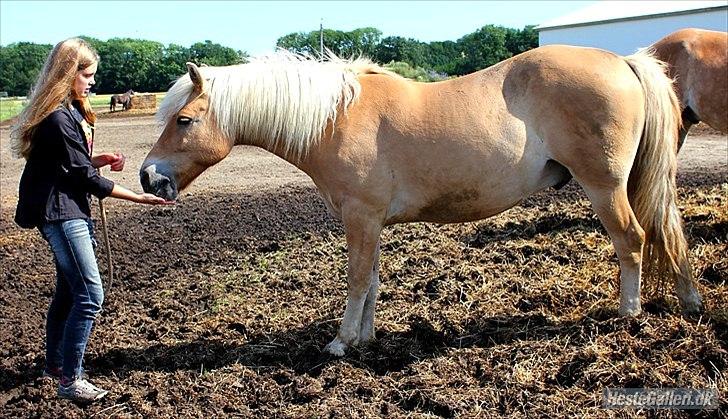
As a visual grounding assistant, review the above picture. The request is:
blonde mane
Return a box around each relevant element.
[157,50,395,160]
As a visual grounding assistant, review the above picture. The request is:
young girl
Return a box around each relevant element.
[12,37,172,403]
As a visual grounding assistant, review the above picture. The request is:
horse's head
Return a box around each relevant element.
[140,63,233,201]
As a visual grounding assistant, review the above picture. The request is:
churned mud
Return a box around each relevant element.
[0,116,725,417]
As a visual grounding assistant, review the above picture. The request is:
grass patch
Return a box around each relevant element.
[89,93,115,108]
[0,92,167,122]
[0,98,26,121]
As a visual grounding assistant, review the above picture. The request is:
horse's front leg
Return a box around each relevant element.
[324,203,383,356]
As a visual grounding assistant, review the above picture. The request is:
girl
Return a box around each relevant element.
[12,37,172,403]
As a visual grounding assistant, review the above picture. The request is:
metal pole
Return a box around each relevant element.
[320,19,324,61]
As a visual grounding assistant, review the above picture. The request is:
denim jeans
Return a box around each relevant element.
[40,218,104,381]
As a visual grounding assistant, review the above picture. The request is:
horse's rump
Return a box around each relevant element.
[652,28,728,133]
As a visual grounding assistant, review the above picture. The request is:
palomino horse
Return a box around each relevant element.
[140,47,703,356]
[110,89,135,111]
[651,28,728,148]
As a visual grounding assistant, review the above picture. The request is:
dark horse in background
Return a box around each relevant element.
[110,89,135,112]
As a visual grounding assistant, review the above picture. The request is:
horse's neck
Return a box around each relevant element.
[241,137,307,169]
[231,127,320,178]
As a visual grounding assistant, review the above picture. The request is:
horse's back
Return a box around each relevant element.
[653,28,727,57]
[652,28,728,86]
[653,28,728,132]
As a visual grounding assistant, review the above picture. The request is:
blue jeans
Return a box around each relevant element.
[40,219,104,381]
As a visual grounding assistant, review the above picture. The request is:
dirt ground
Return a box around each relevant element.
[0,113,726,418]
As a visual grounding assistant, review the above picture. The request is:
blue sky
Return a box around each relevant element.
[1,1,596,55]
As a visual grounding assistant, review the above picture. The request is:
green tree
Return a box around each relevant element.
[126,39,166,92]
[95,38,143,93]
[188,40,247,66]
[454,25,512,75]
[0,42,52,96]
[154,43,190,90]
[423,40,459,74]
[375,36,426,67]
[276,32,317,55]
[347,27,382,57]
[0,23,540,95]
[277,27,382,58]
[96,39,245,93]
[505,25,539,56]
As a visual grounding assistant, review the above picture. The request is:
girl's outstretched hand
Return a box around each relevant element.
[136,193,175,205]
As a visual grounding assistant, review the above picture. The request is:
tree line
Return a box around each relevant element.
[0,38,247,96]
[0,24,537,96]
[277,25,538,78]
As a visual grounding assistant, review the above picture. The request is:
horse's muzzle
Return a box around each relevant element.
[140,163,178,201]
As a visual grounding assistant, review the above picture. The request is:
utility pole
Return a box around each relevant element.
[319,18,324,61]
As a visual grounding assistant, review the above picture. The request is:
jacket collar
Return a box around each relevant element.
[68,103,86,125]
[65,103,94,155]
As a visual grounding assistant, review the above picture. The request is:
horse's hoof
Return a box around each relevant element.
[618,306,642,317]
[323,338,347,357]
[681,300,703,315]
[359,326,375,343]
[678,291,703,315]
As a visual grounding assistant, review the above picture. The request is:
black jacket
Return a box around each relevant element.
[14,104,114,229]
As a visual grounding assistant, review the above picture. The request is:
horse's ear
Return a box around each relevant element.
[186,62,205,93]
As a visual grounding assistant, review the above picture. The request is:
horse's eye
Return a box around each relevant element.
[177,116,193,125]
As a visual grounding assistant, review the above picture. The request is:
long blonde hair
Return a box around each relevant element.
[11,37,99,159]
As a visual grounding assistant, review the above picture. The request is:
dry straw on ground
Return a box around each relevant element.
[0,121,725,417]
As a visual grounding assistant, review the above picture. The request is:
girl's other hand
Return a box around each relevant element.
[93,152,125,171]
[109,153,126,171]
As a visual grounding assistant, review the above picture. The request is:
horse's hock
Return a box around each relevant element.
[130,94,156,110]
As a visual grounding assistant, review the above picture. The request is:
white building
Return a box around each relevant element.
[537,1,728,55]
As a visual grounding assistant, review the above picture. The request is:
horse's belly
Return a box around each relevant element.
[384,156,568,225]
[416,193,520,224]
[385,180,526,225]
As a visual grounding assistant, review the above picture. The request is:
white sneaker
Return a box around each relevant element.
[58,378,108,403]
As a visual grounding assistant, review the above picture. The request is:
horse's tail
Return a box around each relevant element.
[622,50,698,307]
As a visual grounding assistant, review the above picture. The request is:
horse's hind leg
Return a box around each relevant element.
[324,202,383,356]
[359,241,380,342]
[582,184,646,315]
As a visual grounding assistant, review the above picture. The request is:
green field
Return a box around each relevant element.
[0,99,26,121]
[90,93,117,108]
[0,93,166,122]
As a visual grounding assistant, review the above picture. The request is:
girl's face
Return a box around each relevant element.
[73,61,97,98]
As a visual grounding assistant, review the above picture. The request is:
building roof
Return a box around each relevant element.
[537,1,728,30]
